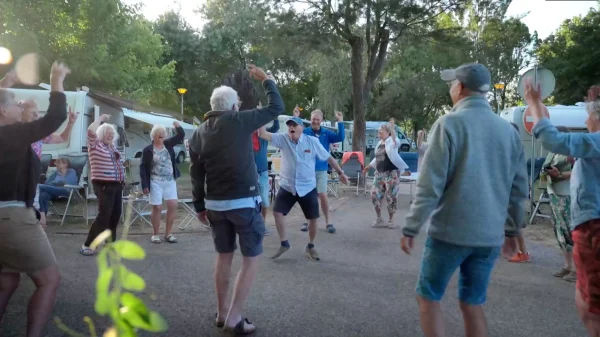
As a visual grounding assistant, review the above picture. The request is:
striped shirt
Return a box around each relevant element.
[87,129,125,182]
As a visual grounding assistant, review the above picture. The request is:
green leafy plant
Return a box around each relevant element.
[55,199,168,336]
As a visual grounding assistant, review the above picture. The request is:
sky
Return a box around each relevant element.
[125,0,596,39]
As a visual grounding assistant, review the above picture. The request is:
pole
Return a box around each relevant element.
[496,89,500,113]
[180,94,184,120]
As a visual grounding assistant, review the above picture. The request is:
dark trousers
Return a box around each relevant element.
[84,181,123,246]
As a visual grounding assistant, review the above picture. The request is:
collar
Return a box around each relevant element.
[451,95,491,113]
[288,133,305,144]
[203,110,230,120]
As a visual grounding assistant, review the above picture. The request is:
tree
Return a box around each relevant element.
[536,6,600,104]
[268,0,466,152]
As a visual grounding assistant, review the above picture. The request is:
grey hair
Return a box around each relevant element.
[96,123,119,143]
[311,109,323,119]
[150,124,167,141]
[210,85,238,111]
[380,122,394,135]
[0,89,15,105]
[586,99,600,121]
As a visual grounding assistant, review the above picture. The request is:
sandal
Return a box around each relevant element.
[164,234,178,243]
[224,317,255,335]
[388,221,396,229]
[80,245,95,256]
[214,313,224,328]
[553,268,570,278]
[151,235,161,244]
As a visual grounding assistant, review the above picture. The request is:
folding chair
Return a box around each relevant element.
[269,156,281,203]
[48,155,89,226]
[529,187,551,224]
[327,170,340,198]
[340,152,364,196]
[527,157,549,224]
[40,154,52,182]
[121,158,152,228]
[399,152,419,201]
[178,198,210,230]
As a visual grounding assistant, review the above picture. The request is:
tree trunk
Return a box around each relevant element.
[349,36,366,154]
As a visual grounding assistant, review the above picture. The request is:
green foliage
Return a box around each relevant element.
[536,7,600,104]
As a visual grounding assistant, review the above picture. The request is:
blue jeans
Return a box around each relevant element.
[38,184,70,214]
[416,237,500,305]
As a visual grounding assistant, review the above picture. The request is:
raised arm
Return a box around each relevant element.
[266,118,280,133]
[88,114,110,135]
[257,125,273,142]
[164,122,185,147]
[47,106,79,144]
[0,70,17,89]
[235,65,285,131]
[328,111,345,143]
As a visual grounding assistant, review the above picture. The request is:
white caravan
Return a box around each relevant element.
[500,103,588,161]
[342,121,412,153]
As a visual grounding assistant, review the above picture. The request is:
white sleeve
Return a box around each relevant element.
[271,133,286,148]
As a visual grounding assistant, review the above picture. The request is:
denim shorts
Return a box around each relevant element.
[207,201,265,257]
[257,170,270,208]
[416,237,500,305]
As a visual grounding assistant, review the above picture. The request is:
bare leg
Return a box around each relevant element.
[0,273,20,321]
[388,212,394,221]
[318,193,329,225]
[374,206,382,219]
[417,296,446,337]
[565,251,575,270]
[308,218,318,244]
[215,253,233,322]
[164,200,177,237]
[460,301,488,337]
[273,211,287,242]
[261,207,267,220]
[517,234,527,253]
[151,205,162,236]
[26,264,61,337]
[225,255,260,329]
[576,289,600,337]
[39,213,47,228]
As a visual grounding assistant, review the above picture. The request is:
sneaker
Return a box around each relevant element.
[563,271,577,282]
[151,235,161,244]
[553,268,571,278]
[508,251,530,263]
[300,223,308,232]
[271,245,290,259]
[387,221,396,229]
[326,224,336,233]
[305,246,320,261]
[164,234,177,243]
[371,218,386,228]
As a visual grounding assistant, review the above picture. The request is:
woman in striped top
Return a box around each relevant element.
[80,114,125,256]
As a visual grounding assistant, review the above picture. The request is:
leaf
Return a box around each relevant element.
[147,311,169,332]
[118,266,146,291]
[112,241,146,260]
[90,229,112,249]
[120,292,149,317]
[120,306,152,330]
[94,269,113,315]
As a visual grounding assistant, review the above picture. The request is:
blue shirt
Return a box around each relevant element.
[46,168,78,186]
[271,133,331,197]
[303,122,345,171]
[254,119,279,173]
[533,118,600,229]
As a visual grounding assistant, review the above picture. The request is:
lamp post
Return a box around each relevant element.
[493,83,505,113]
[177,88,187,120]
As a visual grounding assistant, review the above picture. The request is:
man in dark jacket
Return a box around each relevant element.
[189,65,283,334]
[0,62,70,337]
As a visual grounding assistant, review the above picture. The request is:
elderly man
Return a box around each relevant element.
[189,65,283,334]
[292,107,345,233]
[400,63,528,337]
[525,81,600,337]
[0,62,70,337]
[258,117,349,261]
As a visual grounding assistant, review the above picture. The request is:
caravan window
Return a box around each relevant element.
[117,126,128,147]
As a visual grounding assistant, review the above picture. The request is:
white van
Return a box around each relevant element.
[500,103,588,161]
[342,121,412,153]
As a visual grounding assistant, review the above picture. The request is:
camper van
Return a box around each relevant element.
[500,103,588,161]
[8,87,195,180]
[343,121,412,153]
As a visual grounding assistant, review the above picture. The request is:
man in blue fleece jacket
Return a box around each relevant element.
[400,63,528,337]
[293,107,345,233]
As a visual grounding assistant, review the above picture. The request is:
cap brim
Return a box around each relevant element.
[440,69,456,81]
[286,121,298,126]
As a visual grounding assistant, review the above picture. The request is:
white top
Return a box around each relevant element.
[271,133,331,197]
[369,137,408,172]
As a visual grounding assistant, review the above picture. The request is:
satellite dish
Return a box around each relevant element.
[518,67,555,100]
[15,53,39,86]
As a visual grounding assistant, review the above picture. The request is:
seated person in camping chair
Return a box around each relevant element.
[38,157,78,222]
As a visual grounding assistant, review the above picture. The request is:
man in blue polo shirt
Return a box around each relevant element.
[293,107,345,233]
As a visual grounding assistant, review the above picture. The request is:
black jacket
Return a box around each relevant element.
[189,79,284,212]
[140,126,185,191]
[0,92,68,206]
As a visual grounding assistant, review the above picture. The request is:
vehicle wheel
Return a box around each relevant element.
[177,151,185,163]
[400,144,410,152]
[134,152,142,158]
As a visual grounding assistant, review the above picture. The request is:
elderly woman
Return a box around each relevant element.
[80,114,126,256]
[140,121,185,244]
[38,157,78,220]
[20,99,78,227]
[526,82,600,335]
[362,122,408,228]
[0,62,69,337]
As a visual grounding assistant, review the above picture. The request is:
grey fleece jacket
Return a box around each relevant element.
[403,95,528,247]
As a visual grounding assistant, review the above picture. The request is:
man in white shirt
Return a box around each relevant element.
[258,117,348,260]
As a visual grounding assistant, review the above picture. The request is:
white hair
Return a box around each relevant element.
[96,123,118,143]
[150,124,167,141]
[587,99,600,121]
[210,86,238,111]
[311,109,323,119]
[380,122,394,135]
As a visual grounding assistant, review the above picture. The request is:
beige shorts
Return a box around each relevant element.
[316,171,329,194]
[0,207,57,274]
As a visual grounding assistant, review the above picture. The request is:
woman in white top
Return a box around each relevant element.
[416,128,428,170]
[362,122,408,228]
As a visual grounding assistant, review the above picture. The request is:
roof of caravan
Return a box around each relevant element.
[123,109,195,130]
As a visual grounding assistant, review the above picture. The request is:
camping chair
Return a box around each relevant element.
[48,155,89,226]
[40,154,52,182]
[269,156,281,203]
[340,152,364,196]
[527,157,551,224]
[121,158,152,228]
[327,169,340,198]
[399,152,420,201]
[178,198,210,230]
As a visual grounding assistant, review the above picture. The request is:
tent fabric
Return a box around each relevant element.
[123,109,195,130]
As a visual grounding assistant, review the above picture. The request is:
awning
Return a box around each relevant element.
[123,109,195,130]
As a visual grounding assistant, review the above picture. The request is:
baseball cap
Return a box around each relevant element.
[441,63,491,93]
[286,117,303,126]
